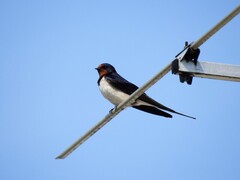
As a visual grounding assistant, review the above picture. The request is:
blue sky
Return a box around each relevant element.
[0,0,240,179]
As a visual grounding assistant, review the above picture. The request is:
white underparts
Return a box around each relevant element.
[99,77,154,107]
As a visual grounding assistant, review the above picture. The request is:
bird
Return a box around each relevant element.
[95,63,196,119]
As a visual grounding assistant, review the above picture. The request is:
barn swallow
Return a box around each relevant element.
[95,63,195,119]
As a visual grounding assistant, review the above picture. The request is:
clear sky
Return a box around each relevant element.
[1,0,240,180]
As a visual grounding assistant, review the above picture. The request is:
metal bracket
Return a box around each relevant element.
[172,42,200,85]
[172,42,240,84]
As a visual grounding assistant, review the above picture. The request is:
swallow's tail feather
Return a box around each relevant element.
[170,111,196,119]
[155,103,196,119]
[145,98,196,119]
[133,105,172,118]
[138,94,195,119]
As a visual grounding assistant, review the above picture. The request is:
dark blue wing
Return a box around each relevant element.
[133,105,172,118]
[105,73,139,95]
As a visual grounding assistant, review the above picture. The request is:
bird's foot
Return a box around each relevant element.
[109,106,117,113]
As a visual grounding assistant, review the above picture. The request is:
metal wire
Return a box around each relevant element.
[191,5,240,50]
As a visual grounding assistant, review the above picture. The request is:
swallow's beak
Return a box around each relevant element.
[95,67,99,70]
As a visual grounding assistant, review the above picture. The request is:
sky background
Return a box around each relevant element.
[1,0,240,180]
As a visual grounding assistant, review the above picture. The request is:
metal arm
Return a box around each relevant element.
[191,5,240,50]
[176,60,240,82]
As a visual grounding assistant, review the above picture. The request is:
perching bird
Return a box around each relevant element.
[95,63,195,119]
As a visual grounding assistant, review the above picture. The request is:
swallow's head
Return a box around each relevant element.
[95,63,116,77]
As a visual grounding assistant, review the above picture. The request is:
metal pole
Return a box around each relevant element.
[191,5,240,50]
[178,60,240,82]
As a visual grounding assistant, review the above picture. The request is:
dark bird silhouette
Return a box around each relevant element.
[95,63,195,119]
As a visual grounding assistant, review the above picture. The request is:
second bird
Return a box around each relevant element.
[95,63,195,119]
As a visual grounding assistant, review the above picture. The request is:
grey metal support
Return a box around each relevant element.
[178,60,240,82]
[191,5,240,50]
